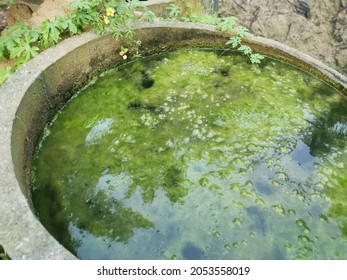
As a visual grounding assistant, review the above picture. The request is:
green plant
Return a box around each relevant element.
[0,253,10,260]
[168,5,264,64]
[0,0,263,86]
[0,245,10,260]
[183,12,220,25]
[0,0,16,5]
[2,0,153,57]
[217,16,238,31]
[225,25,265,64]
[0,0,154,84]
[0,66,12,84]
[0,22,40,60]
[167,3,181,19]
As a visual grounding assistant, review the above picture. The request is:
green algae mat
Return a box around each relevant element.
[31,49,347,259]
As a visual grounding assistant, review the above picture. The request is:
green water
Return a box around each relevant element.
[31,49,347,260]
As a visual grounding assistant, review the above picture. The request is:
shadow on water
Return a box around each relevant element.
[302,99,347,238]
[182,242,205,260]
[245,206,267,235]
[303,100,347,157]
[33,186,74,253]
[291,140,315,166]
[33,177,154,256]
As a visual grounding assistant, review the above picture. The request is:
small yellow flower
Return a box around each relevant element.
[119,46,129,57]
[103,16,110,25]
[106,7,115,17]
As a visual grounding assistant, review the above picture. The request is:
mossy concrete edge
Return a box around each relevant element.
[0,21,346,260]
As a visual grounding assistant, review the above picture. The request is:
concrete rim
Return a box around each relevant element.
[0,21,346,260]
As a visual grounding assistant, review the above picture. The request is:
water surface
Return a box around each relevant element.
[31,50,347,259]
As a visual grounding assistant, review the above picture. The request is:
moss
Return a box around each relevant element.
[31,49,347,260]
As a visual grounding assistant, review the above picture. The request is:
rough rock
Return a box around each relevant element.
[336,48,347,68]
[6,3,33,25]
[0,4,8,31]
[334,7,347,44]
[220,0,347,72]
[28,0,72,26]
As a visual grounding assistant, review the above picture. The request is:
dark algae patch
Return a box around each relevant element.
[31,50,347,259]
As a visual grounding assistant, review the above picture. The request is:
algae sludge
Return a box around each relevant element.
[31,50,347,259]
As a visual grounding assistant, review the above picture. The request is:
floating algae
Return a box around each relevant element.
[31,50,347,259]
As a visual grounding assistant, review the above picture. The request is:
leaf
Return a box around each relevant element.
[133,53,142,59]
[238,45,252,55]
[70,11,95,28]
[116,2,129,15]
[68,20,79,35]
[3,23,27,46]
[54,16,68,31]
[188,13,220,25]
[93,22,105,35]
[119,46,129,56]
[250,53,265,64]
[226,37,241,48]
[9,45,25,59]
[134,40,142,47]
[218,16,237,32]
[9,43,39,61]
[40,19,62,47]
[143,10,155,23]
[124,29,135,39]
[70,0,92,10]
[6,22,29,38]
[0,23,32,58]
[1,36,16,52]
[26,45,40,59]
[28,26,41,42]
[113,30,124,40]
[127,0,145,9]
[0,66,13,85]
[183,13,199,23]
[234,26,249,38]
[167,4,181,18]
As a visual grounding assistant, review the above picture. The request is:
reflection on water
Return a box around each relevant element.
[31,50,347,259]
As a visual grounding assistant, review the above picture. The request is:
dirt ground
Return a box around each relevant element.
[0,0,347,73]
